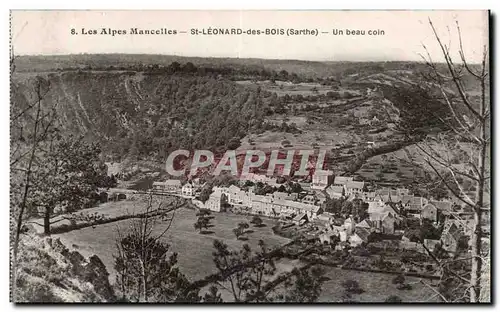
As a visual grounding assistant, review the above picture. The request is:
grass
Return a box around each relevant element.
[55,200,290,281]
[317,267,438,302]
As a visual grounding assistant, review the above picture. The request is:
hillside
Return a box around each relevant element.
[12,71,278,161]
[13,234,115,302]
[11,56,467,180]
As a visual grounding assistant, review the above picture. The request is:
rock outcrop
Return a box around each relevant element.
[13,234,115,302]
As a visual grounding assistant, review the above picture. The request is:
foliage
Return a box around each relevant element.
[233,222,250,240]
[283,266,327,303]
[342,279,364,295]
[202,286,223,303]
[251,216,264,227]
[194,209,213,234]
[385,295,403,303]
[211,239,277,302]
[17,72,277,160]
[114,196,198,302]
[27,134,107,234]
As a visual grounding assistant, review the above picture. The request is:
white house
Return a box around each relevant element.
[311,169,333,190]
[326,185,344,199]
[345,181,365,196]
[152,180,182,193]
[204,193,224,212]
[181,182,194,197]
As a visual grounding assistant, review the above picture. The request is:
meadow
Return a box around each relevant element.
[53,200,290,281]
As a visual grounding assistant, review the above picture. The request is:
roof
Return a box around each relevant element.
[154,180,182,186]
[334,176,353,185]
[228,185,241,193]
[370,211,394,221]
[411,196,425,206]
[422,203,437,212]
[376,188,390,196]
[401,195,413,204]
[272,191,288,199]
[317,214,333,221]
[346,181,364,189]
[355,227,371,242]
[293,213,307,221]
[327,185,344,194]
[430,200,453,212]
[272,199,321,213]
[313,169,333,177]
[356,219,373,228]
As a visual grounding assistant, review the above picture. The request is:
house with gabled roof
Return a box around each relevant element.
[153,179,182,193]
[362,191,376,202]
[301,194,318,205]
[181,182,195,197]
[326,185,344,199]
[355,219,373,230]
[349,227,371,247]
[404,196,427,217]
[345,181,365,196]
[204,192,225,212]
[370,211,396,234]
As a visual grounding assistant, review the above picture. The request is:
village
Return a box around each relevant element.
[151,169,475,262]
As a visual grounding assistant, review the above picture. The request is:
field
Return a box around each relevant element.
[53,199,290,281]
[317,267,438,302]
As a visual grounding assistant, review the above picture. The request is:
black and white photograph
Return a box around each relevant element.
[9,10,491,303]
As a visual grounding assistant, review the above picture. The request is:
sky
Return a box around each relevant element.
[11,10,489,62]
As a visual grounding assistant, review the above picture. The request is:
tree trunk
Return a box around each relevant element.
[470,208,482,302]
[470,138,486,302]
[44,207,51,235]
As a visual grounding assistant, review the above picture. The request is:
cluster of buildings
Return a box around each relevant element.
[152,178,204,198]
[200,184,323,223]
[152,170,474,255]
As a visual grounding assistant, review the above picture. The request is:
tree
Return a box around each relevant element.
[410,19,490,302]
[283,266,326,302]
[251,216,264,227]
[392,274,405,285]
[198,185,213,203]
[211,239,276,302]
[194,209,212,234]
[210,239,324,303]
[375,170,384,182]
[114,195,198,302]
[342,279,363,295]
[10,65,60,300]
[11,73,57,260]
[202,286,223,303]
[288,182,303,194]
[233,222,249,240]
[194,217,209,234]
[27,135,107,235]
[385,295,403,303]
[341,201,354,216]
